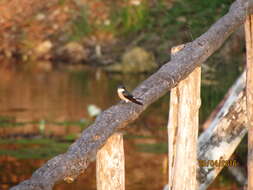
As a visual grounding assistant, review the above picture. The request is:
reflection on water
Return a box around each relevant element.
[0,69,154,136]
[0,64,241,190]
[0,68,170,190]
[0,69,111,135]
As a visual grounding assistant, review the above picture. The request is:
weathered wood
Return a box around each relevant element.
[202,72,247,186]
[170,66,201,190]
[167,45,182,190]
[168,44,201,190]
[164,72,247,190]
[96,133,125,190]
[245,14,253,190]
[11,1,253,190]
[197,72,247,190]
[167,82,179,190]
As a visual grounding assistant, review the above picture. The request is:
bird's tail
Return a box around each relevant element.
[129,97,143,105]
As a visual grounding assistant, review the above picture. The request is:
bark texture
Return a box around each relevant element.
[167,45,182,190]
[96,133,125,190]
[245,14,253,190]
[169,67,201,190]
[197,72,247,190]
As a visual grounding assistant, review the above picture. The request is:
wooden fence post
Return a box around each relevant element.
[96,133,125,190]
[245,14,253,190]
[168,45,201,190]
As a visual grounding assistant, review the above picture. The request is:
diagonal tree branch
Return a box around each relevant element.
[197,72,247,190]
[11,0,252,190]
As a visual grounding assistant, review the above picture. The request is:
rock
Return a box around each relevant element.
[56,42,88,63]
[176,16,187,23]
[105,47,157,73]
[36,13,46,21]
[130,0,141,6]
[73,0,88,7]
[35,40,53,57]
[4,50,12,58]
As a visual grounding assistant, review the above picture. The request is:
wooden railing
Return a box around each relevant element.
[96,11,253,190]
[245,14,253,190]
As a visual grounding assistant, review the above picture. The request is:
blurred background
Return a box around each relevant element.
[0,0,247,189]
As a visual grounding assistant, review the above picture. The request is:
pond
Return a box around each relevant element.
[0,63,241,190]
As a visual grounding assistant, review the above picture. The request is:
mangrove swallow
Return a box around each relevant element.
[117,85,143,105]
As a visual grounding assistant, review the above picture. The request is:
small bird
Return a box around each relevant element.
[117,85,143,105]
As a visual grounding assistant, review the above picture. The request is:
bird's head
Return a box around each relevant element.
[117,85,126,90]
[117,85,126,93]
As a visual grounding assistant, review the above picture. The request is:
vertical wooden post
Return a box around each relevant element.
[168,73,179,190]
[245,14,253,190]
[168,45,184,190]
[168,45,201,190]
[96,133,125,190]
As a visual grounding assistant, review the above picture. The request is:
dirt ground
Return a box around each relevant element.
[0,0,119,69]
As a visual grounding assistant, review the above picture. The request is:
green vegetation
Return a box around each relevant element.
[58,0,67,6]
[0,119,90,129]
[200,55,242,123]
[0,117,38,128]
[152,0,233,39]
[64,133,78,141]
[124,134,154,139]
[0,138,70,159]
[111,1,151,35]
[0,116,17,127]
[70,0,233,40]
[51,120,90,128]
[136,143,167,154]
[71,8,92,41]
[70,0,152,39]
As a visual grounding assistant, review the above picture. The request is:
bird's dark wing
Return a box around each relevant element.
[123,91,143,105]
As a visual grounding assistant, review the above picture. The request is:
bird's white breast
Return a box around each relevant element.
[117,88,129,102]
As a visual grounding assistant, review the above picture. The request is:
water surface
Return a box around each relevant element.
[0,64,241,190]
